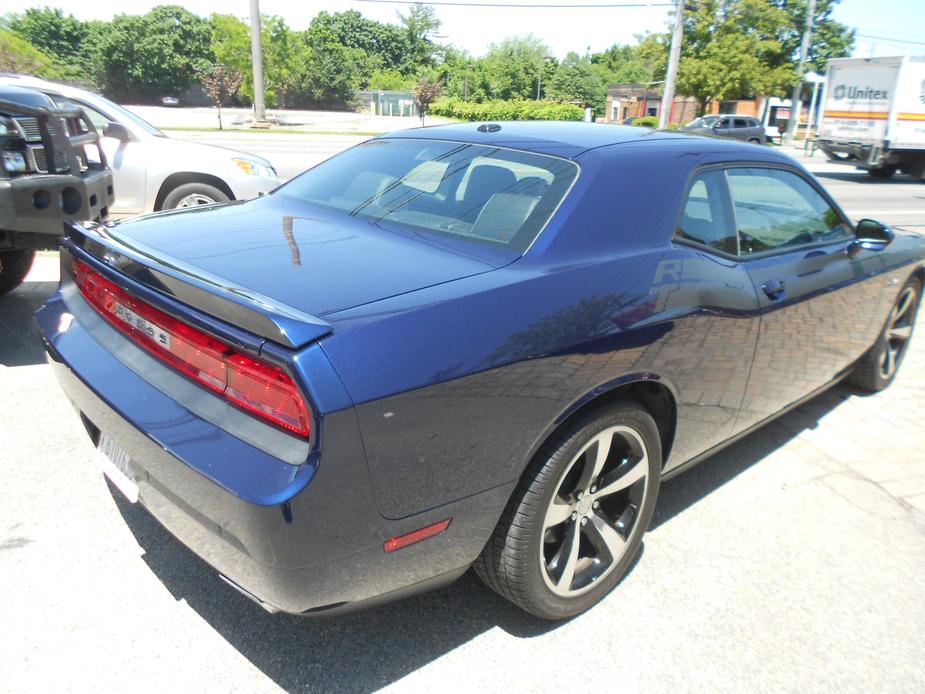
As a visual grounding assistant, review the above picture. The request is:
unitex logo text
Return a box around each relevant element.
[833,84,889,101]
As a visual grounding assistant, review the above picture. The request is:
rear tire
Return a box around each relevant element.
[850,277,920,391]
[867,166,896,179]
[474,402,661,620]
[748,137,762,144]
[161,182,229,210]
[0,249,36,297]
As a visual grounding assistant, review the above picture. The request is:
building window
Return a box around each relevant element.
[647,107,657,116]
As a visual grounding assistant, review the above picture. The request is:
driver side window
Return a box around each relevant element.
[725,167,849,255]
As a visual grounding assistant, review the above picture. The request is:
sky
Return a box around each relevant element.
[3,0,924,60]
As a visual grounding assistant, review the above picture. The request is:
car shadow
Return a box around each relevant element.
[0,279,57,367]
[652,382,852,528]
[111,380,859,692]
[113,491,559,693]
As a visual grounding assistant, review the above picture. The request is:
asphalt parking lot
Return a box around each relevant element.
[1,141,924,693]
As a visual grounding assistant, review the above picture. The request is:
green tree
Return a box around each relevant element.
[264,16,305,107]
[397,3,442,70]
[5,8,89,78]
[96,5,214,102]
[547,52,604,111]
[369,69,413,91]
[298,42,363,109]
[482,35,552,101]
[307,10,406,74]
[677,0,795,112]
[771,0,854,75]
[590,37,665,86]
[675,0,854,113]
[210,14,251,99]
[0,29,66,78]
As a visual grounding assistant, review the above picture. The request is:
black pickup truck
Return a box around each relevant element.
[1,84,113,296]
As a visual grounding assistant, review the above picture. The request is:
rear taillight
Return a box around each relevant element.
[72,259,311,437]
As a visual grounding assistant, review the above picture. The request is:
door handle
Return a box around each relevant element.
[762,279,786,300]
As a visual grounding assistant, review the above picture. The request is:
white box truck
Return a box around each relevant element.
[817,55,925,179]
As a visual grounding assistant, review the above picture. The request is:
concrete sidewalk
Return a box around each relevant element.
[125,105,453,134]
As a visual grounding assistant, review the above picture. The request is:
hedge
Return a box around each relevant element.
[429,98,584,122]
[631,116,659,128]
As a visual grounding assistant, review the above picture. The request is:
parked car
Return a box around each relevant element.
[1,84,113,296]
[160,96,180,107]
[681,114,769,143]
[37,122,924,620]
[0,74,278,217]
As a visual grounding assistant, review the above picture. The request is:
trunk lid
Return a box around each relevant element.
[68,196,513,347]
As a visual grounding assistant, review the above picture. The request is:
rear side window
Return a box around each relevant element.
[675,171,738,254]
[734,118,748,128]
[278,138,578,253]
[726,168,849,255]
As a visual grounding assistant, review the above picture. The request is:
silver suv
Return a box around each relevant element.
[0,74,279,218]
[680,115,768,144]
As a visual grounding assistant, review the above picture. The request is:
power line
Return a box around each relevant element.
[350,0,673,7]
[856,33,925,46]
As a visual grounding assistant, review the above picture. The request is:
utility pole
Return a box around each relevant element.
[249,0,266,122]
[783,0,816,146]
[658,0,685,130]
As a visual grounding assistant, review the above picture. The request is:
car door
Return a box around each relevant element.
[52,96,148,214]
[712,117,732,137]
[726,166,887,431]
[732,118,752,141]
[664,169,763,465]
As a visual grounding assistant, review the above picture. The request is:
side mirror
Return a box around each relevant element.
[103,121,132,142]
[849,218,894,254]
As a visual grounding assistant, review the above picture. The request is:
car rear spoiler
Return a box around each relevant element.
[61,220,333,349]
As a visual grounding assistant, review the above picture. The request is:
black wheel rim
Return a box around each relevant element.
[540,425,649,597]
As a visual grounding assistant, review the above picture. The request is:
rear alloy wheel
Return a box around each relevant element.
[851,278,920,391]
[162,182,229,210]
[0,249,36,297]
[475,402,661,620]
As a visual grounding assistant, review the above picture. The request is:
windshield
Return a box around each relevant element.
[685,116,720,129]
[94,95,166,137]
[277,138,579,253]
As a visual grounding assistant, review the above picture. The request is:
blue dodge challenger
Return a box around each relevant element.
[37,122,924,619]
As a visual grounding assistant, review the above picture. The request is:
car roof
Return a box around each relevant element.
[381,121,694,159]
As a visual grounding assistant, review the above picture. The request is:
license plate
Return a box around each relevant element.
[98,433,138,503]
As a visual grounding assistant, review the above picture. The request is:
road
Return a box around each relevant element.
[1,137,924,693]
[169,130,370,181]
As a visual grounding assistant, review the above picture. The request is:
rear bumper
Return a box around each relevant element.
[0,167,113,238]
[36,283,507,614]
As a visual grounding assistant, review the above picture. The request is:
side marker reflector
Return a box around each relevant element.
[383,518,452,553]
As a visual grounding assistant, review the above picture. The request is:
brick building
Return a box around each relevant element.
[604,83,761,125]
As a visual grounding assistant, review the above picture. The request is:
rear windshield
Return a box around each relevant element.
[277,138,579,253]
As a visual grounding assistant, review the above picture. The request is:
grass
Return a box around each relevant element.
[160,126,385,137]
